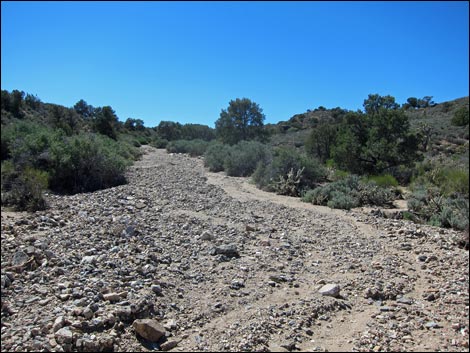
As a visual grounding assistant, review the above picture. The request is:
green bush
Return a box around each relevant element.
[252,146,326,195]
[303,175,395,210]
[304,175,360,209]
[48,133,131,193]
[300,189,316,203]
[367,174,399,188]
[1,163,48,211]
[166,139,210,157]
[203,142,232,172]
[330,169,350,181]
[451,107,469,126]
[327,191,359,210]
[150,138,169,149]
[224,141,270,177]
[272,167,304,196]
[358,181,396,206]
[407,184,469,230]
[435,168,469,196]
[412,160,469,197]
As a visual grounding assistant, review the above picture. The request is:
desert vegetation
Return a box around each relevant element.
[1,89,468,231]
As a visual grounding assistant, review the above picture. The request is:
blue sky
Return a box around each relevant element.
[1,1,469,127]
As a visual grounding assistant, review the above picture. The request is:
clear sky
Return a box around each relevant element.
[1,1,469,127]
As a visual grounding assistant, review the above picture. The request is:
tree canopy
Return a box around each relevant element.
[215,98,267,145]
[333,95,421,174]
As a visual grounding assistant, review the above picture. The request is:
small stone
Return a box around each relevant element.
[200,231,214,241]
[59,294,70,301]
[123,226,136,237]
[12,250,30,266]
[163,319,177,331]
[81,256,97,265]
[417,255,427,262]
[425,322,442,329]
[400,243,412,251]
[132,319,166,342]
[245,225,256,232]
[211,244,239,258]
[151,284,163,295]
[53,316,66,332]
[319,284,341,298]
[103,293,122,303]
[1,275,12,289]
[396,297,413,305]
[281,341,297,351]
[161,339,179,351]
[82,307,94,319]
[55,327,73,344]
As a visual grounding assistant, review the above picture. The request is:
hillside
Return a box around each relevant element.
[268,97,470,165]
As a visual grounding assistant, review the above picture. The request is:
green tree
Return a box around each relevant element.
[333,98,420,175]
[416,122,434,152]
[73,99,94,118]
[180,123,216,141]
[305,124,338,163]
[418,96,435,108]
[363,94,400,115]
[451,107,469,126]
[93,106,118,139]
[331,112,367,174]
[157,121,182,141]
[50,105,79,136]
[215,98,267,145]
[11,90,25,118]
[124,118,145,131]
[24,94,41,110]
[406,97,418,109]
[1,90,11,112]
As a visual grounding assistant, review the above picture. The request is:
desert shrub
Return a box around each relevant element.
[451,107,469,126]
[327,191,360,210]
[413,160,469,197]
[301,189,316,203]
[330,169,350,181]
[388,165,414,185]
[358,180,396,206]
[48,133,131,193]
[136,135,150,145]
[367,174,399,188]
[252,146,326,195]
[166,139,210,157]
[203,142,232,172]
[303,175,395,210]
[151,138,168,149]
[272,167,305,196]
[2,121,61,168]
[305,176,361,208]
[408,184,469,230]
[435,168,469,196]
[224,141,270,177]
[1,163,48,211]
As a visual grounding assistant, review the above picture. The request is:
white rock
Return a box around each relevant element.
[319,283,341,298]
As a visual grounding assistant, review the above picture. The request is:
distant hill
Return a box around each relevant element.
[267,96,469,165]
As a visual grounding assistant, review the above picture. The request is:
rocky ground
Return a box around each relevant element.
[1,145,469,352]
